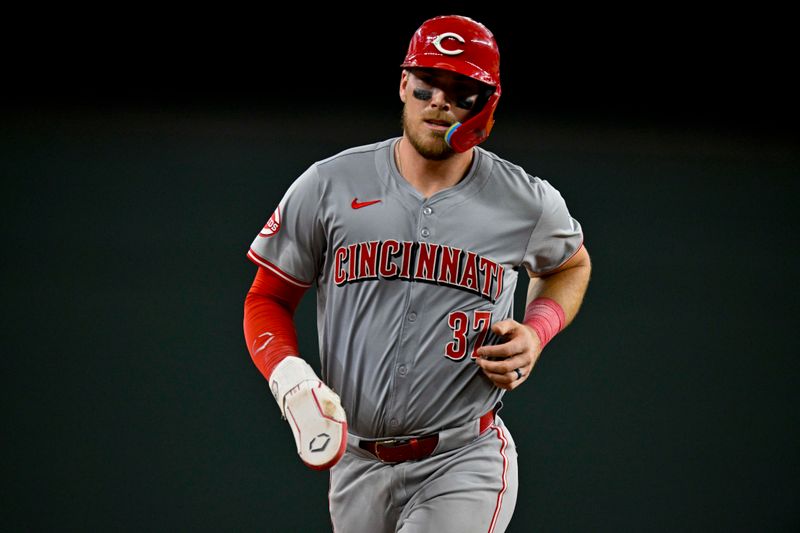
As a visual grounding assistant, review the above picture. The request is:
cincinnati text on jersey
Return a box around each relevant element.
[333,240,504,303]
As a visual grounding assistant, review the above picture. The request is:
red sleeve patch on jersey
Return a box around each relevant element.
[258,206,281,237]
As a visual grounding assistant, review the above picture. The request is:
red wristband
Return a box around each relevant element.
[523,297,565,348]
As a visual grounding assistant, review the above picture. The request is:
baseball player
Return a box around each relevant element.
[243,15,591,533]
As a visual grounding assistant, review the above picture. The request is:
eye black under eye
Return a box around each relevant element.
[456,96,475,110]
[413,88,433,101]
[413,83,478,109]
[455,96,477,110]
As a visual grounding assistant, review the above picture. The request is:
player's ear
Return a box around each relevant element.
[399,69,409,103]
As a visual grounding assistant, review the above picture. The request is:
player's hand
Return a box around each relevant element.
[475,319,542,391]
[282,381,348,470]
[270,357,348,470]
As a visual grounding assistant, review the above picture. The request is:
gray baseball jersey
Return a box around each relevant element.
[247,137,583,440]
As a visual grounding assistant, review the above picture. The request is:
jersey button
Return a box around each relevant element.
[390,418,399,428]
[423,207,433,216]
[398,364,407,376]
[407,312,417,322]
[420,228,430,238]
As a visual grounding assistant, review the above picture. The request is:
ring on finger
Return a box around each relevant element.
[514,368,523,380]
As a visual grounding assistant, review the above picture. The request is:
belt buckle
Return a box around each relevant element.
[376,437,413,447]
[373,438,407,463]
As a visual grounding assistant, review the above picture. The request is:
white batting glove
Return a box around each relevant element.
[269,357,347,470]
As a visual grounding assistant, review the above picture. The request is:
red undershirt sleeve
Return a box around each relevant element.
[243,266,309,381]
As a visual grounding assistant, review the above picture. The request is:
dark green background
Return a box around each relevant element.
[3,7,798,532]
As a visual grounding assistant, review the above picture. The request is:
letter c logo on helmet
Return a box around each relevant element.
[400,15,502,152]
[432,32,465,56]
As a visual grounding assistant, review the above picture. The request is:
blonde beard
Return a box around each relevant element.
[401,105,455,161]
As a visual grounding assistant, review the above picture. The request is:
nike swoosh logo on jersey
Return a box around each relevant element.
[351,198,382,209]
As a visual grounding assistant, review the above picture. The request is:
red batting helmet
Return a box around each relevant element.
[401,15,501,152]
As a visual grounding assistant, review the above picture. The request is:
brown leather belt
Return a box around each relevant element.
[359,408,496,464]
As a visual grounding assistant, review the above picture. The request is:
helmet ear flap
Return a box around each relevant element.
[445,85,501,153]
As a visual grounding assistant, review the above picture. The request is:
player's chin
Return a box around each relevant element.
[412,131,452,159]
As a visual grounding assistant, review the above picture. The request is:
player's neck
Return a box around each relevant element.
[396,136,474,199]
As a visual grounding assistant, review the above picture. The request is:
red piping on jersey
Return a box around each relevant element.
[487,424,510,533]
[534,241,585,276]
[247,248,313,288]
